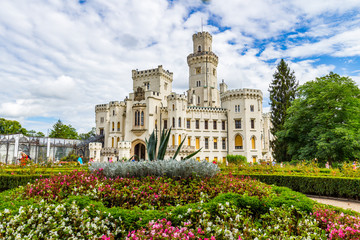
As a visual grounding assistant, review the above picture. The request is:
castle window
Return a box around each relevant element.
[222,120,226,130]
[251,136,256,149]
[172,117,175,128]
[112,137,114,148]
[188,137,191,146]
[164,82,168,90]
[99,128,104,135]
[196,119,200,129]
[196,137,200,149]
[100,117,104,123]
[205,157,209,162]
[187,119,191,129]
[213,120,217,130]
[196,81,201,87]
[155,119,157,129]
[164,120,168,129]
[113,110,115,116]
[178,117,181,128]
[144,82,150,90]
[235,105,240,112]
[196,67,201,74]
[222,138,226,150]
[251,119,255,129]
[235,135,243,149]
[172,135,175,147]
[250,105,254,112]
[117,137,120,145]
[141,111,144,126]
[197,96,200,104]
[204,120,208,130]
[205,138,209,149]
[117,122,120,131]
[112,122,114,131]
[198,45,201,52]
[178,135,181,146]
[235,119,241,129]
[134,111,140,126]
[172,104,175,111]
[213,69,216,76]
[214,138,218,149]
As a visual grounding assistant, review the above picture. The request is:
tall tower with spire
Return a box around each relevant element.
[187,32,220,108]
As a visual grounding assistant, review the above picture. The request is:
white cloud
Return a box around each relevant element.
[0,0,359,134]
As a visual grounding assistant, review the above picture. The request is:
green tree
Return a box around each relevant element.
[49,120,79,139]
[0,118,27,134]
[269,59,298,162]
[79,127,96,140]
[278,72,360,163]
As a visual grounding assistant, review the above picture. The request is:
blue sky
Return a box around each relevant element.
[0,0,359,134]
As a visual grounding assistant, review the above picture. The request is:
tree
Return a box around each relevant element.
[0,118,27,135]
[268,59,298,162]
[277,72,360,163]
[49,120,79,139]
[79,127,96,140]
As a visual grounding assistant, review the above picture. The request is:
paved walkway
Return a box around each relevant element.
[308,195,360,213]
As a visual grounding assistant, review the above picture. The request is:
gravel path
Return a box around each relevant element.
[308,195,360,213]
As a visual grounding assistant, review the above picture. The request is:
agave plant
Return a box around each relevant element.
[145,128,201,161]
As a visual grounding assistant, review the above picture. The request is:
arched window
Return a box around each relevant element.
[198,45,201,52]
[112,137,114,148]
[172,104,175,111]
[117,137,120,146]
[178,135,181,145]
[112,122,114,131]
[178,117,181,128]
[198,96,200,104]
[117,122,120,131]
[172,117,175,128]
[235,135,243,149]
[251,136,256,149]
[134,111,138,126]
[141,111,144,126]
[172,134,175,146]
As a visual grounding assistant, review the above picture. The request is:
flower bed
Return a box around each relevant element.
[1,164,360,239]
[20,170,273,209]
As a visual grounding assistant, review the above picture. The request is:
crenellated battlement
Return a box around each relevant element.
[132,65,173,81]
[220,88,263,101]
[193,31,212,41]
[167,93,187,101]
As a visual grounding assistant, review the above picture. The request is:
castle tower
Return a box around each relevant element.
[187,32,220,108]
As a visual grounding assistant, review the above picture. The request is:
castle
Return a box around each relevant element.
[91,31,272,163]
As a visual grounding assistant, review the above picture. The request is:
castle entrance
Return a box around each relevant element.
[134,143,146,160]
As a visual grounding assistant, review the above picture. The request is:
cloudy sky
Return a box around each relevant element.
[1,0,360,134]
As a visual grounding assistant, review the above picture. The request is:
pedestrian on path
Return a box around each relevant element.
[78,155,83,165]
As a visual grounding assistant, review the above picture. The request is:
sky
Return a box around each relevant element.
[1,0,360,135]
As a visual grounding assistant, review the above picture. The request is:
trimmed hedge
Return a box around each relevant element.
[0,174,51,192]
[241,174,360,200]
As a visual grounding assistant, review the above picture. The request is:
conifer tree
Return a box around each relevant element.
[269,59,298,162]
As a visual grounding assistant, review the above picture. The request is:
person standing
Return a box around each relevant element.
[78,155,83,165]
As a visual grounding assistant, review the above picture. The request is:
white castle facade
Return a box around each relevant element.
[91,32,272,163]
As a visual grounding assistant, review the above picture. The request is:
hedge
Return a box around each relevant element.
[0,174,51,192]
[241,174,360,200]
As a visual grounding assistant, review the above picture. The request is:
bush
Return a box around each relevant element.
[242,174,360,200]
[89,159,220,179]
[0,174,52,192]
[226,154,247,164]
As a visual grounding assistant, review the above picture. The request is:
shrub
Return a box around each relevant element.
[226,155,247,164]
[242,174,360,200]
[89,159,220,179]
